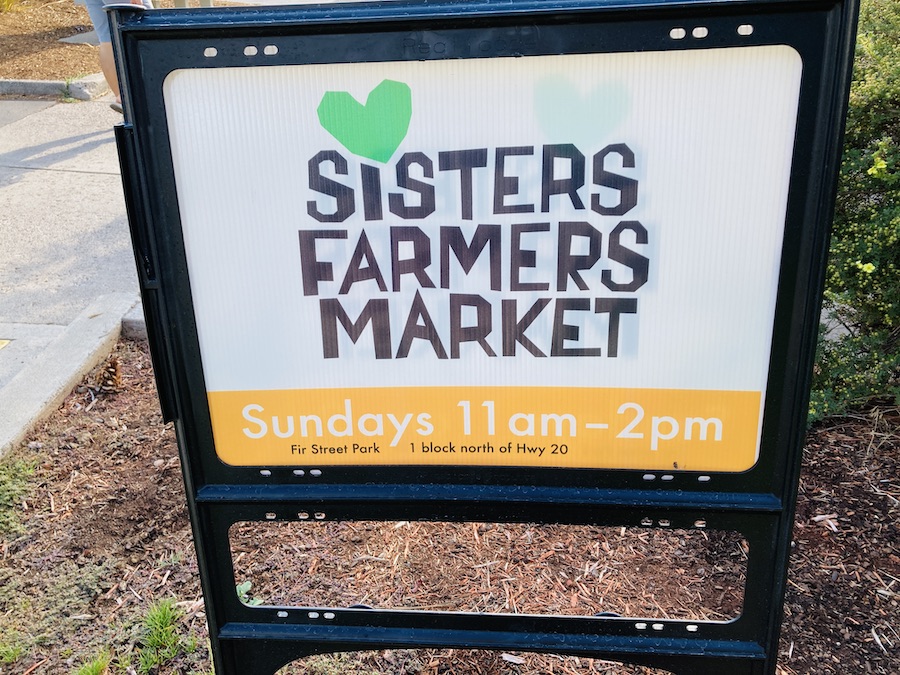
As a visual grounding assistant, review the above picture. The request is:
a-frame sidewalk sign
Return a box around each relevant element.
[110,0,859,672]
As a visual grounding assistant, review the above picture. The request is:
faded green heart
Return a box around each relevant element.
[317,79,412,164]
[535,78,629,146]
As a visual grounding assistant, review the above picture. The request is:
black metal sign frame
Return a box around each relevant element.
[111,1,858,673]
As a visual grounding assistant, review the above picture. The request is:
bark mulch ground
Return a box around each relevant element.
[0,0,99,82]
[0,340,897,674]
[0,0,220,83]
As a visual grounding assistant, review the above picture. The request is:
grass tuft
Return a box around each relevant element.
[73,649,111,675]
[137,598,196,673]
[0,641,24,665]
[0,458,35,537]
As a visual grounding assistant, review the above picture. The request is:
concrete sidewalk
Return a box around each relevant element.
[0,92,146,457]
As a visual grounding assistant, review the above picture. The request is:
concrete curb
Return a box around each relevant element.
[0,73,109,101]
[68,73,110,101]
[122,301,149,341]
[0,293,139,458]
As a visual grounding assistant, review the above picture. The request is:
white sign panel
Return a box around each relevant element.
[163,45,802,470]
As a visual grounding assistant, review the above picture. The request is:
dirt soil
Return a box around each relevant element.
[0,340,897,674]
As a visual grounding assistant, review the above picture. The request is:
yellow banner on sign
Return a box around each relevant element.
[208,387,761,472]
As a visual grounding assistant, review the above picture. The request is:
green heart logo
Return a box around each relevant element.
[317,80,412,164]
[535,78,629,146]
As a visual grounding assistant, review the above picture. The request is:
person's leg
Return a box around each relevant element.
[84,0,119,100]
[98,41,121,102]
[86,0,153,110]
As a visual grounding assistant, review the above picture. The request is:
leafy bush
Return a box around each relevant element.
[812,0,900,420]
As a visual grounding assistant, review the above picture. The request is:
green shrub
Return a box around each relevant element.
[812,0,900,420]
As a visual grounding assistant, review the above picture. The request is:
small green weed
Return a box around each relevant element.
[73,649,111,675]
[0,0,20,13]
[0,590,29,667]
[155,551,184,569]
[295,653,380,675]
[116,651,132,672]
[137,599,196,674]
[0,458,35,537]
[0,641,24,665]
[236,581,262,606]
